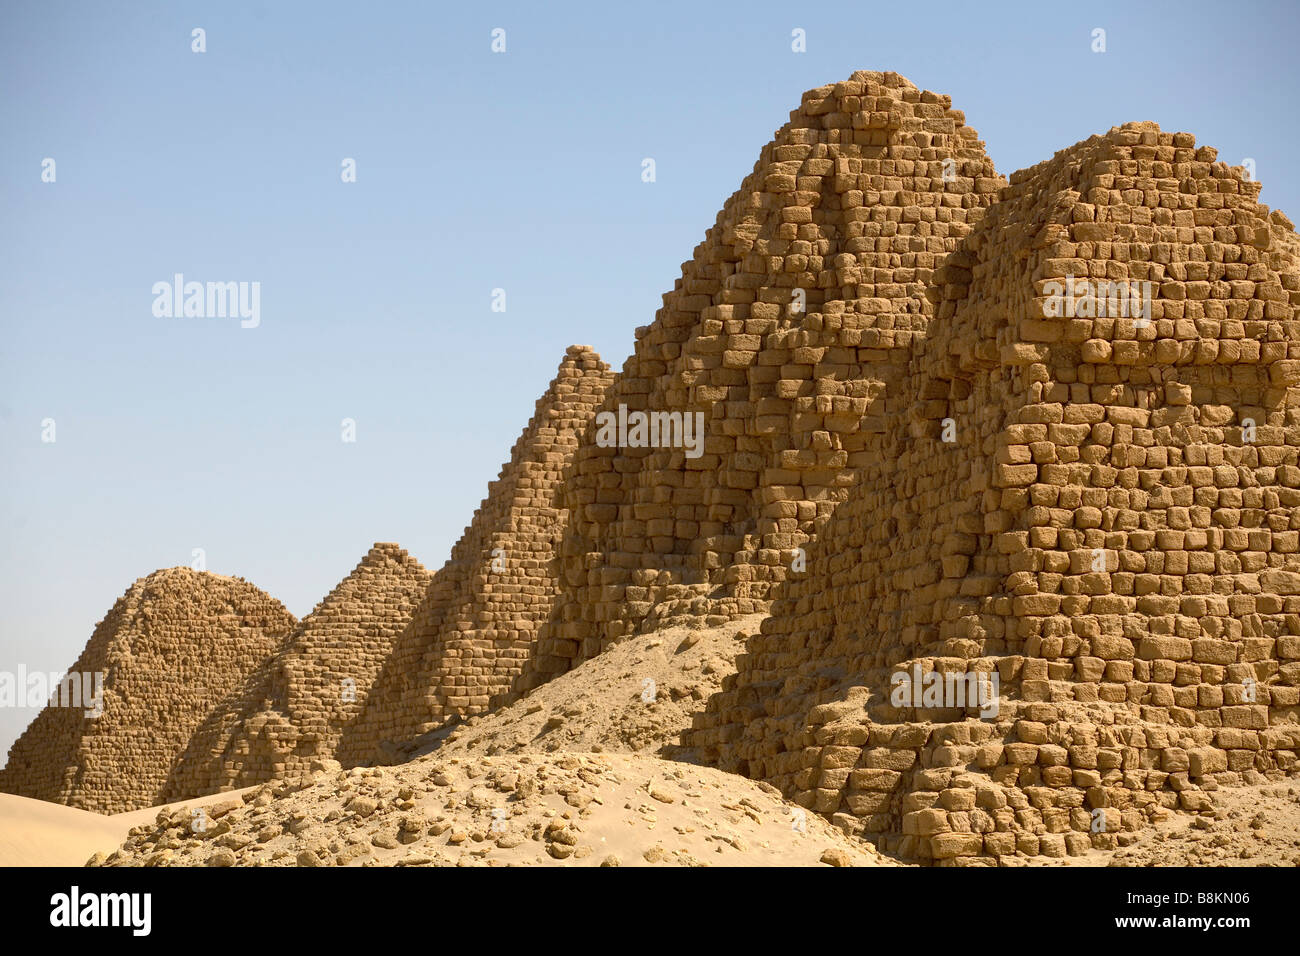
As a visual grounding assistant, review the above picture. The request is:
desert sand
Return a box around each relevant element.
[46,614,1300,866]
[0,788,255,867]
[3,609,1299,867]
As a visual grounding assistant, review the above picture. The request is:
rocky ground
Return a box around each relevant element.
[403,614,766,762]
[90,751,893,867]
[67,612,1300,868]
[1083,782,1300,868]
[88,613,898,867]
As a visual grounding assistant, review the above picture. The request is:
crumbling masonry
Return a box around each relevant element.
[0,569,296,813]
[691,101,1300,863]
[6,74,1298,863]
[336,345,614,763]
[522,71,1005,692]
[164,543,432,798]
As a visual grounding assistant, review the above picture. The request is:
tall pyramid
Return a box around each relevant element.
[164,543,432,798]
[691,121,1300,862]
[518,71,1006,692]
[336,345,615,763]
[0,568,296,813]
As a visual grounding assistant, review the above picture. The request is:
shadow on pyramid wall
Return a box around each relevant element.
[689,117,1300,864]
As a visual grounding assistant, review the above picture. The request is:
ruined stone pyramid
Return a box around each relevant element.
[690,117,1300,863]
[163,543,432,798]
[335,345,615,763]
[9,71,1299,862]
[0,568,296,813]
[518,71,1006,692]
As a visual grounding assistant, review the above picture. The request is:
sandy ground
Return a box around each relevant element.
[1047,781,1300,868]
[0,787,255,867]
[91,751,895,867]
[6,610,1299,867]
[408,613,767,762]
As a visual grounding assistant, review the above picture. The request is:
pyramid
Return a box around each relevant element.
[335,345,615,763]
[14,73,1299,863]
[0,568,296,813]
[517,71,1006,692]
[691,120,1300,862]
[163,543,432,798]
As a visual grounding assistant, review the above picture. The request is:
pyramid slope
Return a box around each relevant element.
[0,568,296,813]
[691,122,1300,862]
[164,543,432,799]
[335,345,615,764]
[520,71,1006,693]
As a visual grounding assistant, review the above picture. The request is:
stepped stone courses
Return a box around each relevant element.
[164,543,432,799]
[0,569,296,813]
[523,71,1005,691]
[336,346,615,764]
[8,73,1300,866]
[691,118,1300,863]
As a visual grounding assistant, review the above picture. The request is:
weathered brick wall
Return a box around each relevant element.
[335,345,614,763]
[0,569,296,813]
[164,543,431,799]
[521,71,1004,692]
[691,122,1300,863]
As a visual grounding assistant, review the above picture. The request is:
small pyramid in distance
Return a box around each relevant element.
[0,566,297,813]
[337,345,615,764]
[165,542,432,799]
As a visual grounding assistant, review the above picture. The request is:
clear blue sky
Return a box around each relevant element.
[2,0,1297,762]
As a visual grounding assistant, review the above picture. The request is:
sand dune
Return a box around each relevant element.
[91,752,897,867]
[0,788,255,867]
